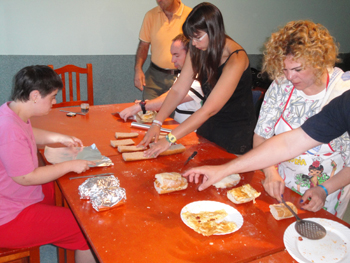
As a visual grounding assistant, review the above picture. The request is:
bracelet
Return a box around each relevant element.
[152,122,161,128]
[153,120,162,126]
[319,185,329,197]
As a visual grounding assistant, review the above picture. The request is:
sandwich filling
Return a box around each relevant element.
[182,209,236,236]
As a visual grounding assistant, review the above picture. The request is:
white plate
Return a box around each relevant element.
[180,200,244,235]
[284,218,350,263]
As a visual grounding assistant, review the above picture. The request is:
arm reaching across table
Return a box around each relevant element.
[183,128,319,191]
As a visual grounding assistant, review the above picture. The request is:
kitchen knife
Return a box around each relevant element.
[69,173,114,180]
[183,151,197,166]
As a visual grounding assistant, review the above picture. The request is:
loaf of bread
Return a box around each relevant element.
[154,172,188,194]
[122,143,186,161]
[269,202,298,220]
[213,174,241,189]
[227,184,261,204]
[115,132,139,139]
[122,151,154,161]
[117,145,147,153]
[159,144,186,156]
[110,139,135,148]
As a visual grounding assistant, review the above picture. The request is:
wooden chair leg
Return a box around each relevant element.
[29,247,40,263]
[66,250,75,263]
[57,248,66,263]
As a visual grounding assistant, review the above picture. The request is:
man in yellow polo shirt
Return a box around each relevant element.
[134,0,191,100]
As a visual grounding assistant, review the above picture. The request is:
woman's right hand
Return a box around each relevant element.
[262,167,285,202]
[138,124,161,147]
[182,165,226,191]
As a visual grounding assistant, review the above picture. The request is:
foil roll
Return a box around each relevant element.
[78,175,120,200]
[90,186,126,212]
[130,122,172,133]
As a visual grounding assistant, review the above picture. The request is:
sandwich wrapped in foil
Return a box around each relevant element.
[78,175,126,212]
[78,175,120,200]
[90,186,126,212]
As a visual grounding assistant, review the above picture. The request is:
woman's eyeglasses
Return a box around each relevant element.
[191,32,207,42]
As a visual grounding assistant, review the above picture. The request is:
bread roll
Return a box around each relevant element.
[213,174,241,189]
[117,145,147,153]
[227,184,261,204]
[115,132,139,139]
[154,172,188,194]
[110,139,135,147]
[136,111,156,123]
[269,202,298,220]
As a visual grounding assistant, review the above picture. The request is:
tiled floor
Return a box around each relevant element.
[40,245,58,263]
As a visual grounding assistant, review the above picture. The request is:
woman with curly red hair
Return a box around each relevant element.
[253,20,350,218]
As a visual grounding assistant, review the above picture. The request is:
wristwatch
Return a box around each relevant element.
[140,100,146,114]
[166,133,177,143]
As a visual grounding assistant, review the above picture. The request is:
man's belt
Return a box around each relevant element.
[151,62,180,75]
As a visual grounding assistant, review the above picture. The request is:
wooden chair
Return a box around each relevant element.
[48,64,93,108]
[0,246,40,263]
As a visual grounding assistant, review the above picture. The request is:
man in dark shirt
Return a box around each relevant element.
[183,89,350,214]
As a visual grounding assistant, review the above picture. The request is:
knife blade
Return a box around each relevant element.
[60,110,86,116]
[183,151,197,166]
[69,173,114,180]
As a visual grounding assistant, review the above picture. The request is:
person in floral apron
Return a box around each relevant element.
[254,20,350,218]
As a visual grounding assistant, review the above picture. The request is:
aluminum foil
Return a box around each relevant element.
[90,186,126,212]
[44,143,113,167]
[130,122,172,133]
[78,175,120,199]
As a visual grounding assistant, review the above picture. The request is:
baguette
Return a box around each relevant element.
[110,139,135,147]
[159,144,186,156]
[115,132,139,139]
[269,202,298,220]
[227,184,261,204]
[154,172,188,194]
[117,145,147,153]
[122,151,154,161]
[213,174,241,189]
[122,144,186,161]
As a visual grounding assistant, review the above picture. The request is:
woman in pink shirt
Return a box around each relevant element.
[0,65,96,263]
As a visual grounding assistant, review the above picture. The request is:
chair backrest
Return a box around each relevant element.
[0,246,40,263]
[48,64,93,108]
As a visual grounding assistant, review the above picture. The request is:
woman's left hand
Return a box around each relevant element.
[300,186,327,212]
[60,135,83,147]
[143,138,171,158]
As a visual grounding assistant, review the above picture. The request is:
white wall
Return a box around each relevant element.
[1,0,349,55]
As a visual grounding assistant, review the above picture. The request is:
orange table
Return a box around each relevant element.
[31,104,350,263]
[31,104,206,158]
[250,250,297,263]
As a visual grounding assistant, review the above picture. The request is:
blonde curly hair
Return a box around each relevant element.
[262,20,340,83]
